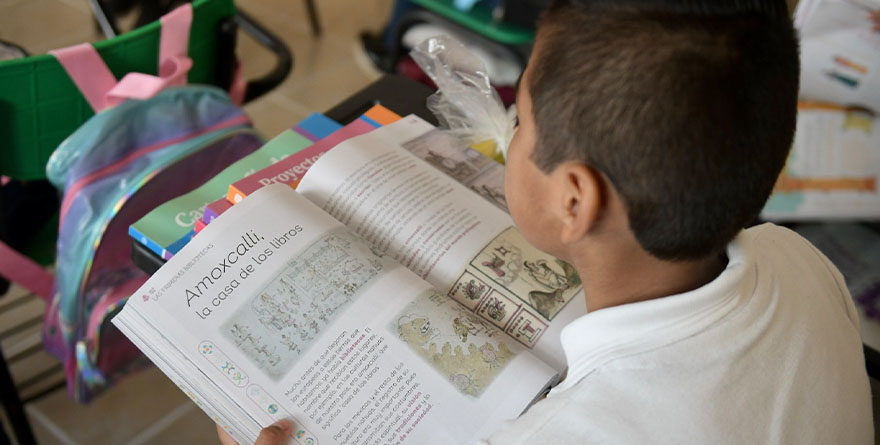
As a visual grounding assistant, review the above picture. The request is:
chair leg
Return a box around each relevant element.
[304,0,321,37]
[88,0,121,38]
[0,344,37,445]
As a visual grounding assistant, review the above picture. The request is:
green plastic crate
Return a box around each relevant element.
[409,0,535,46]
[0,0,236,180]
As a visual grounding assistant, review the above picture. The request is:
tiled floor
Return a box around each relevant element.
[0,0,391,443]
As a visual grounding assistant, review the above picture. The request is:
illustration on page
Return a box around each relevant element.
[390,291,517,397]
[401,129,508,212]
[469,227,581,321]
[222,229,386,379]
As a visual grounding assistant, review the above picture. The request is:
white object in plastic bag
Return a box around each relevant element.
[410,35,518,163]
[403,24,522,85]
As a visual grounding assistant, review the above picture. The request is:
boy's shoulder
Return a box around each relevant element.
[744,223,856,323]
[485,223,871,444]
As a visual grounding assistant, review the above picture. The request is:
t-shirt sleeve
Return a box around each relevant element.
[752,223,860,329]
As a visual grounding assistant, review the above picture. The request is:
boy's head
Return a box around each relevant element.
[505,0,799,262]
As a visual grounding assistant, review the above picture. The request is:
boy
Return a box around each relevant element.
[491,0,873,443]
[227,0,873,443]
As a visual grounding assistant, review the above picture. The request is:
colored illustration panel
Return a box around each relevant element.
[470,227,581,321]
[222,229,385,379]
[389,290,518,397]
[475,291,518,331]
[448,271,493,310]
[506,309,548,348]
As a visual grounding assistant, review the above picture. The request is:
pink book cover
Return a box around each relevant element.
[194,218,207,234]
[227,118,377,203]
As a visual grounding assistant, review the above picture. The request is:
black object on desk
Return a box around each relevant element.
[131,238,166,277]
[131,74,437,275]
[325,74,437,126]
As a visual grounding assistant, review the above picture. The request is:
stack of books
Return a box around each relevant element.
[129,105,401,261]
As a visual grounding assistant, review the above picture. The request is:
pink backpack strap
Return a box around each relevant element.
[229,61,246,105]
[0,240,53,301]
[50,3,194,112]
[158,3,192,82]
[49,44,119,112]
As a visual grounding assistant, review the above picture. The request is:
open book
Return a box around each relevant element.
[113,115,587,444]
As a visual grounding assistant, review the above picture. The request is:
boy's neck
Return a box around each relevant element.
[567,236,728,313]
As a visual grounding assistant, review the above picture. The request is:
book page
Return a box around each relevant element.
[797,0,880,109]
[298,116,588,370]
[763,106,880,219]
[115,184,555,444]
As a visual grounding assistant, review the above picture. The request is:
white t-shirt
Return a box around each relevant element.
[486,223,873,444]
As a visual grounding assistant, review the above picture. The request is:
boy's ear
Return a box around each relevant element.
[554,162,603,244]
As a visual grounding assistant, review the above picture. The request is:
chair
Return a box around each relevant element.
[0,0,292,181]
[0,1,291,442]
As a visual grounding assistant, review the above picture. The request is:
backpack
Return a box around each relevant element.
[0,4,264,402]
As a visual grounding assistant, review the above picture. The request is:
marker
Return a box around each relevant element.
[824,70,859,88]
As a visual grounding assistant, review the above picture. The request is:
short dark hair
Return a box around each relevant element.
[528,0,799,260]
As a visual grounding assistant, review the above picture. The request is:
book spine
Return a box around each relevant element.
[130,130,314,259]
[362,104,402,126]
[293,112,343,141]
[128,225,173,260]
[194,218,207,234]
[224,105,401,205]
[202,197,233,224]
[227,119,379,203]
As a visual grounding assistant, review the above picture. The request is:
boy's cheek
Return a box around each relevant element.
[505,173,542,247]
[504,166,564,257]
[503,168,526,229]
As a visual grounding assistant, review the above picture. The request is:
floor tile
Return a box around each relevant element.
[29,420,63,444]
[281,57,378,114]
[144,403,218,444]
[238,0,393,41]
[235,4,360,91]
[28,366,190,444]
[0,295,43,331]
[7,349,57,388]
[243,92,310,138]
[311,0,394,40]
[0,0,101,55]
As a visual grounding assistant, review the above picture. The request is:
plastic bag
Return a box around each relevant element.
[410,35,517,163]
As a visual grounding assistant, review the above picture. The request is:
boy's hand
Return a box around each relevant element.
[216,420,292,445]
